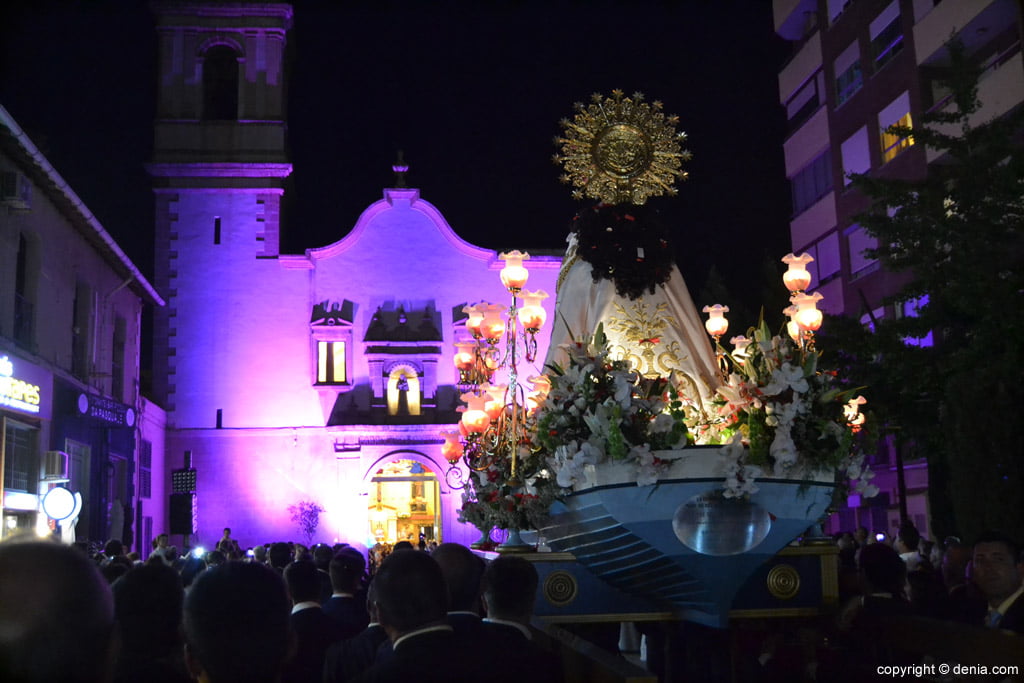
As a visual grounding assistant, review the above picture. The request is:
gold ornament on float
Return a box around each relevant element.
[766,564,801,600]
[553,89,692,204]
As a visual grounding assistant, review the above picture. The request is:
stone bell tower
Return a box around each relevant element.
[147,2,292,418]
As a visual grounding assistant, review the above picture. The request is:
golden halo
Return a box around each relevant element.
[553,89,692,205]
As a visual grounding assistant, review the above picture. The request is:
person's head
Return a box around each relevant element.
[859,541,907,597]
[253,544,267,563]
[482,555,538,623]
[104,539,124,558]
[221,527,231,539]
[372,549,447,637]
[431,542,485,613]
[112,562,184,656]
[0,540,116,682]
[855,526,869,544]
[312,544,334,571]
[895,522,921,555]
[155,533,169,549]
[971,531,1023,607]
[329,548,365,593]
[268,542,291,571]
[284,559,321,604]
[184,561,291,683]
[393,540,414,552]
[205,550,226,567]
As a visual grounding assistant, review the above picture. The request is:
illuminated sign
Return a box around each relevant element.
[77,393,135,427]
[0,355,41,414]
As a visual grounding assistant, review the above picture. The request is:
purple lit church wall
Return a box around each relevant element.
[162,185,560,549]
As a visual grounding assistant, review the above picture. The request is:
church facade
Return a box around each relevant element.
[147,3,560,549]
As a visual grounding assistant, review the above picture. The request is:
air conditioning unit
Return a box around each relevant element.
[43,450,70,481]
[0,171,32,210]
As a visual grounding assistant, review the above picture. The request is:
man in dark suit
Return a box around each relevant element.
[431,542,487,639]
[283,559,344,683]
[323,548,370,638]
[352,549,483,682]
[183,561,291,683]
[323,580,388,683]
[482,555,564,683]
[972,531,1024,633]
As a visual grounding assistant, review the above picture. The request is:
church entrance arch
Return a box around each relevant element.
[364,451,441,554]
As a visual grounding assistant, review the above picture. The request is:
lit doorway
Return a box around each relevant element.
[367,458,440,547]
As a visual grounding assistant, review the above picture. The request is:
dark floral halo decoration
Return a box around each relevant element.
[572,202,675,300]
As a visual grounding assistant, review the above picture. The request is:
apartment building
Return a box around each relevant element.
[774,0,1023,537]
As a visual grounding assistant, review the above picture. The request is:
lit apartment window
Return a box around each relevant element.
[840,126,871,186]
[879,91,914,163]
[790,148,833,215]
[316,341,347,385]
[870,1,903,70]
[834,42,863,106]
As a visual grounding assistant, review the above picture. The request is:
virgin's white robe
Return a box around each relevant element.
[545,234,721,407]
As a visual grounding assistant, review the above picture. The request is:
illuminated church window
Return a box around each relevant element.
[386,365,421,416]
[202,45,239,120]
[317,341,347,384]
[310,300,353,388]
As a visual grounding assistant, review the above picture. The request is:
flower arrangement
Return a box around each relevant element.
[528,320,878,501]
[707,319,878,500]
[456,436,561,533]
[535,324,691,489]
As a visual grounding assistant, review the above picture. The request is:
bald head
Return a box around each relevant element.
[0,540,115,682]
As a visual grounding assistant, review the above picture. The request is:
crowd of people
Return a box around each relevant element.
[749,523,1024,682]
[1,522,1021,682]
[0,530,564,683]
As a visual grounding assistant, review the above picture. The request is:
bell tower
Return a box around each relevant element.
[147,2,293,416]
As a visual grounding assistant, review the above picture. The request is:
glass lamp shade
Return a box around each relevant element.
[786,319,801,343]
[730,335,751,357]
[463,304,485,339]
[459,392,492,435]
[702,304,730,337]
[480,304,507,343]
[440,431,464,463]
[792,291,824,331]
[499,250,530,292]
[517,290,549,332]
[482,384,508,420]
[453,341,476,371]
[782,252,814,292]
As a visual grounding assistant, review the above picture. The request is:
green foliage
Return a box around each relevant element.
[842,40,1024,541]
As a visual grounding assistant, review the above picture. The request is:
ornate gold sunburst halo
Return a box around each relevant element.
[553,89,692,205]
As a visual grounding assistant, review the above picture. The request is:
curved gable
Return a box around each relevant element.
[308,188,495,263]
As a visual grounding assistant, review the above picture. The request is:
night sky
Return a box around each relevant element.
[0,1,792,305]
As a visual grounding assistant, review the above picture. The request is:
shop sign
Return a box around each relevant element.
[77,393,135,428]
[0,355,42,415]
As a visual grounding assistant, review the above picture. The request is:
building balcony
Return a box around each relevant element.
[784,106,829,175]
[926,49,1024,162]
[779,30,822,104]
[789,190,836,251]
[914,0,1019,66]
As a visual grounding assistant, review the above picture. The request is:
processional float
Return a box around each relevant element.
[444,91,875,627]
